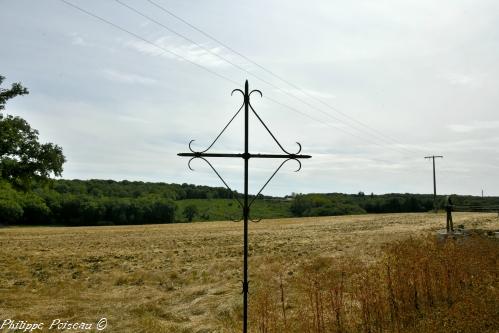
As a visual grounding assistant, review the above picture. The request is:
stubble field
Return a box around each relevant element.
[0,212,497,332]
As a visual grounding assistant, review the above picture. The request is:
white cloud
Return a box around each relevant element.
[102,69,157,85]
[275,87,336,100]
[448,74,473,86]
[439,72,484,87]
[447,121,499,133]
[69,32,91,46]
[125,36,232,68]
[305,153,409,171]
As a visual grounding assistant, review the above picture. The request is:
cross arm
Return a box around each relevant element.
[178,152,242,158]
[178,152,311,159]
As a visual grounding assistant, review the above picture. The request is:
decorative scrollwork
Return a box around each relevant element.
[240,280,250,294]
[231,88,244,97]
[188,103,244,154]
[249,103,302,155]
[230,210,260,223]
[249,216,262,223]
[229,214,243,223]
[187,156,243,209]
[249,158,301,208]
[180,81,310,224]
[249,89,262,98]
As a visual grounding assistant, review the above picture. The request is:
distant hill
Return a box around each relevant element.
[1,179,498,226]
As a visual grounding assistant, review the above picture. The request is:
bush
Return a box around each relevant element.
[183,204,198,222]
[0,197,23,224]
[0,181,23,224]
[21,192,50,224]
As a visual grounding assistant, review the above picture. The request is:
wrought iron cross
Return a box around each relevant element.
[178,80,311,333]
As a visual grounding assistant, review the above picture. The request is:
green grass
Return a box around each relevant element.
[174,198,293,222]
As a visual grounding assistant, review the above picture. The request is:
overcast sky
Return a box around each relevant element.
[1,0,498,196]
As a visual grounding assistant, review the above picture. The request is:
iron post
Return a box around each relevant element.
[178,80,311,332]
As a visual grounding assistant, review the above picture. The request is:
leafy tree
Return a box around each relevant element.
[183,204,198,222]
[0,75,65,189]
[0,75,28,110]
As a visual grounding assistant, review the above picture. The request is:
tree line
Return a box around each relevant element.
[289,192,499,217]
[289,192,435,216]
[0,179,241,225]
[2,181,498,225]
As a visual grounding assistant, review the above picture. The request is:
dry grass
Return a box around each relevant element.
[0,212,497,332]
[249,234,498,333]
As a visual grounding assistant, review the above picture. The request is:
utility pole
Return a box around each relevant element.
[425,155,443,210]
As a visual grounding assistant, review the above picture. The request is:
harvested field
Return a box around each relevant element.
[0,213,497,332]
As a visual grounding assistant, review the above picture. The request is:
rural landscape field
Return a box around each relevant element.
[1,212,497,332]
[3,1,499,333]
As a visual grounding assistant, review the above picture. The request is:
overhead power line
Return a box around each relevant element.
[59,0,418,160]
[114,0,418,157]
[146,0,425,156]
[59,0,239,86]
